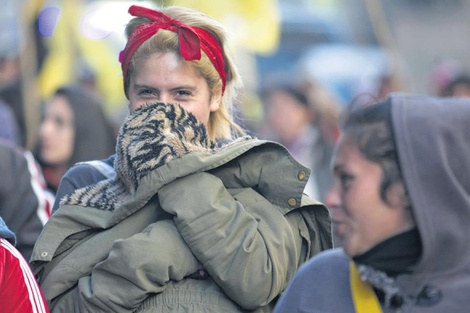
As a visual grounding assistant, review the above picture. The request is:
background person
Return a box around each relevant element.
[31,5,332,313]
[260,81,338,203]
[0,140,53,260]
[34,85,116,193]
[274,94,470,312]
[0,100,21,145]
[439,73,470,98]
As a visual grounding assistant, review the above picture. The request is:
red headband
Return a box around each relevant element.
[119,5,226,93]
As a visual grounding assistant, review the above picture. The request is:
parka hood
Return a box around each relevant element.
[391,94,470,274]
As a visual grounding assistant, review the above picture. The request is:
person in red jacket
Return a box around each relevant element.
[0,216,49,313]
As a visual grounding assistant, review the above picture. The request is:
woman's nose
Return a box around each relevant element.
[324,183,340,210]
[39,120,52,138]
[159,93,171,103]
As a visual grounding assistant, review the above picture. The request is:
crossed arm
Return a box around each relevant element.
[49,172,306,312]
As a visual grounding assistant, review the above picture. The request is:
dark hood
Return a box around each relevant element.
[391,94,470,274]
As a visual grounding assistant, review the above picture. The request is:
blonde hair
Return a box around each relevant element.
[124,6,245,139]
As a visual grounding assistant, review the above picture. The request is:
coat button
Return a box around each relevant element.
[297,171,306,180]
[288,198,297,206]
[41,252,48,257]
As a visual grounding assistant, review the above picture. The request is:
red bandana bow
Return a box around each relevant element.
[119,5,226,93]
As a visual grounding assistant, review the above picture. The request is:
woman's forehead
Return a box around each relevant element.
[332,135,370,168]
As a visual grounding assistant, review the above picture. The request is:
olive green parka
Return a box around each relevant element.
[30,102,332,313]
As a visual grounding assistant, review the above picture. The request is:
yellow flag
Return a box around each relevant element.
[173,0,281,55]
[37,0,125,113]
[37,0,76,99]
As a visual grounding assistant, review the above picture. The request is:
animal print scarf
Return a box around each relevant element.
[61,102,222,211]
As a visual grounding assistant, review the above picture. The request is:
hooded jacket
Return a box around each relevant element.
[274,94,470,313]
[30,102,332,313]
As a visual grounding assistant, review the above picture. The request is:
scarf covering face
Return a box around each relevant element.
[61,102,221,211]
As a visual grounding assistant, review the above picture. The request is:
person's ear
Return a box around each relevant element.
[209,87,222,112]
[387,182,410,209]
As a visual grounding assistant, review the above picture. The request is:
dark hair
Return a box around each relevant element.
[441,74,470,97]
[56,86,116,166]
[342,98,408,206]
[36,85,116,167]
[261,83,310,108]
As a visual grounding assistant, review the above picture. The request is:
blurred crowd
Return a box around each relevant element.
[3,0,470,259]
[1,0,470,244]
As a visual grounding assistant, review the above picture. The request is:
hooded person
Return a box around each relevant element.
[274,94,470,313]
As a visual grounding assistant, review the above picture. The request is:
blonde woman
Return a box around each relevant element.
[31,5,332,313]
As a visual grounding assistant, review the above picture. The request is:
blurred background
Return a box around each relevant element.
[2,0,470,151]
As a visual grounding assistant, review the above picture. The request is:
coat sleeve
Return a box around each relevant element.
[48,219,201,313]
[158,172,306,309]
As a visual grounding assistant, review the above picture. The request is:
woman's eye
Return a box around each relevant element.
[175,90,191,97]
[52,116,72,129]
[139,89,153,96]
[55,118,65,127]
[339,173,354,190]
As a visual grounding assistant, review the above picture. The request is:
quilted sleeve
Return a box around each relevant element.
[158,172,306,309]
[48,220,200,313]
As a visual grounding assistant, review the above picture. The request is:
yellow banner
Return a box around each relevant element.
[173,0,281,55]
